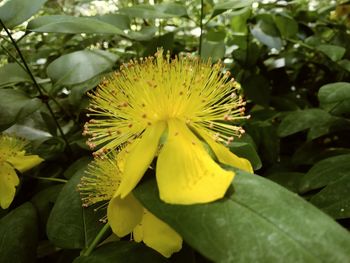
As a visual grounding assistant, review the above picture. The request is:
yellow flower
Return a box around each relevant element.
[0,134,43,209]
[78,153,182,258]
[84,50,253,204]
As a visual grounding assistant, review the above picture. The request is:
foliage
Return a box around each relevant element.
[0,0,350,262]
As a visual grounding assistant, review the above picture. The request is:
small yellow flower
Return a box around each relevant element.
[78,153,182,258]
[0,134,43,209]
[84,50,253,204]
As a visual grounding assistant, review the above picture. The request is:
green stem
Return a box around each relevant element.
[198,0,204,57]
[27,175,68,183]
[82,223,110,256]
[0,19,73,156]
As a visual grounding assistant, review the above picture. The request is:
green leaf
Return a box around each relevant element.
[250,15,282,50]
[277,109,333,137]
[200,40,225,61]
[0,203,38,263]
[94,14,131,30]
[143,32,174,57]
[317,44,346,62]
[274,14,298,38]
[266,172,304,192]
[0,63,31,87]
[318,82,350,115]
[242,74,270,106]
[230,7,251,34]
[134,171,350,262]
[311,173,350,219]
[119,3,188,19]
[338,59,350,72]
[31,184,63,233]
[229,142,262,170]
[63,156,93,179]
[73,241,167,263]
[212,0,253,18]
[46,50,117,85]
[299,154,350,193]
[27,15,126,36]
[0,89,42,131]
[0,0,47,29]
[46,161,107,249]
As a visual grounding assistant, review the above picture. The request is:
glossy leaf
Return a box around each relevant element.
[274,14,298,38]
[27,15,126,36]
[134,170,350,262]
[46,50,117,85]
[119,3,188,19]
[73,241,167,263]
[0,203,38,263]
[299,154,350,193]
[212,0,253,18]
[0,0,47,29]
[311,173,350,219]
[200,40,225,61]
[317,44,346,62]
[250,15,282,50]
[318,82,350,115]
[46,160,106,249]
[0,89,42,131]
[229,142,262,170]
[0,63,31,87]
[278,109,333,137]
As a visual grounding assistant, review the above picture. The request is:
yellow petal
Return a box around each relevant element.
[0,163,20,209]
[137,210,182,258]
[156,119,234,204]
[8,154,44,173]
[116,121,166,198]
[107,194,143,237]
[196,129,253,173]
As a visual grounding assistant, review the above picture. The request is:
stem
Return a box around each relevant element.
[82,223,110,256]
[198,0,204,57]
[27,175,68,183]
[0,19,72,156]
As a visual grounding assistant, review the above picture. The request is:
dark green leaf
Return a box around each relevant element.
[0,0,47,29]
[73,241,167,263]
[134,171,350,262]
[27,15,126,36]
[278,109,333,137]
[0,63,31,87]
[212,0,253,18]
[242,74,270,106]
[230,7,251,34]
[299,154,350,193]
[200,40,225,61]
[63,156,93,179]
[0,203,38,263]
[274,14,298,38]
[338,59,350,72]
[0,89,42,131]
[318,82,350,115]
[229,142,262,170]
[311,173,350,219]
[46,160,106,249]
[119,3,188,19]
[266,172,304,192]
[95,14,131,30]
[46,50,117,85]
[317,44,346,62]
[250,15,282,50]
[31,184,63,233]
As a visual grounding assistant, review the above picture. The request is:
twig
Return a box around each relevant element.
[0,19,73,156]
